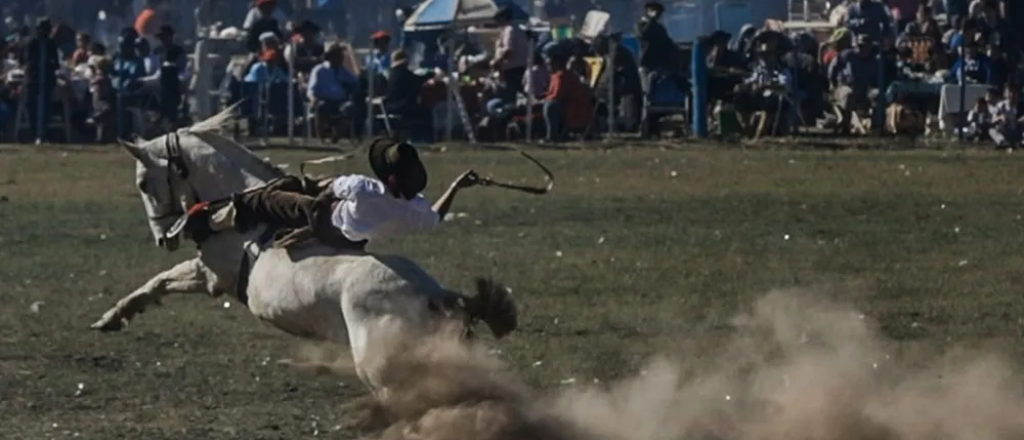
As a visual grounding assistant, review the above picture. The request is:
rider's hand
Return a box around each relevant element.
[453,170,480,189]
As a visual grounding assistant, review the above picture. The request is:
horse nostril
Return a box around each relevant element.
[157,237,166,248]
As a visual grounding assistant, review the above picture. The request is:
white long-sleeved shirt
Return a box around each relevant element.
[330,175,440,242]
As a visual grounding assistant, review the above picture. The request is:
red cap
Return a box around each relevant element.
[370,31,391,41]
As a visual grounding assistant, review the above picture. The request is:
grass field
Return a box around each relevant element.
[3,144,1024,439]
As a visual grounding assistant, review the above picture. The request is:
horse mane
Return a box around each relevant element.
[179,103,238,136]
[173,104,287,181]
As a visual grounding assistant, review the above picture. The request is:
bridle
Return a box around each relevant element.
[147,133,200,230]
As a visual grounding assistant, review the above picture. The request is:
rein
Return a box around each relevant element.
[299,148,555,196]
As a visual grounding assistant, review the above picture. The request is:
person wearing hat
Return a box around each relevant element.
[383,49,433,137]
[181,138,481,250]
[152,24,188,125]
[285,20,323,74]
[828,34,882,134]
[636,1,676,73]
[366,31,393,74]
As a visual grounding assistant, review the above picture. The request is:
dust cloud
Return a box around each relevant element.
[332,289,1024,440]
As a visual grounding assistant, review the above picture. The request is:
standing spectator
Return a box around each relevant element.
[490,7,529,103]
[244,0,284,54]
[890,0,923,32]
[111,28,146,95]
[844,0,893,41]
[915,5,943,41]
[71,32,91,66]
[284,20,323,75]
[153,25,187,125]
[365,31,392,75]
[20,17,59,144]
[636,1,676,73]
[945,0,970,26]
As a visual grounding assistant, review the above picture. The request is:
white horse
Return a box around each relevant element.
[90,110,518,396]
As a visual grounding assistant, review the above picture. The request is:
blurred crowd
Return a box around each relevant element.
[2,0,1023,145]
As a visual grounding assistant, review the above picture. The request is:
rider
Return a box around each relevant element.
[183,137,479,249]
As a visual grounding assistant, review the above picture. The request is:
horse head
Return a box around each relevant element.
[121,106,283,251]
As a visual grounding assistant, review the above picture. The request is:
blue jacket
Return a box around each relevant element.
[946,55,992,84]
[112,55,145,92]
[307,61,359,102]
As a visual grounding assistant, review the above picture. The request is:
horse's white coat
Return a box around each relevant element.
[91,109,479,394]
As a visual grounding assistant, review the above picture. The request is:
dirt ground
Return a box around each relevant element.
[3,143,1024,439]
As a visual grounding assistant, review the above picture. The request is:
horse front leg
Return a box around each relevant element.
[90,258,212,331]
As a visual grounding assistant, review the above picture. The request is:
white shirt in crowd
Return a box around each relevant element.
[495,24,529,71]
[330,175,439,242]
[995,99,1022,130]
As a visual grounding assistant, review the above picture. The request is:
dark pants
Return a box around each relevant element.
[543,100,564,140]
[498,67,526,102]
[234,176,366,250]
[24,81,53,141]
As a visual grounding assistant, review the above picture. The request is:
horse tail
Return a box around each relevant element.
[462,278,519,340]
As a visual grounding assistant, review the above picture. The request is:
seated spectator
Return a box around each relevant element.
[991,83,1024,147]
[708,30,745,72]
[71,32,91,66]
[307,43,360,130]
[734,43,792,133]
[965,96,994,140]
[542,54,592,141]
[829,35,881,133]
[284,20,323,75]
[822,28,852,66]
[946,38,992,84]
[245,41,288,83]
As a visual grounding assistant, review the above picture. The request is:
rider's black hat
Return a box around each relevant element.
[368,137,428,199]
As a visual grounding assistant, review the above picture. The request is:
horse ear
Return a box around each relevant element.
[118,139,154,167]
